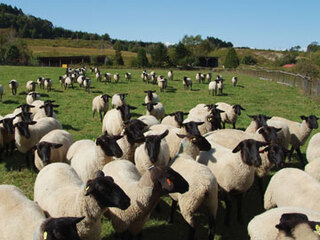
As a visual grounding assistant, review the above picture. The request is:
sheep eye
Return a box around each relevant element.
[207,117,212,121]
[191,137,196,142]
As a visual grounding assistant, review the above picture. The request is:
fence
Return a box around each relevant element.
[227,68,320,97]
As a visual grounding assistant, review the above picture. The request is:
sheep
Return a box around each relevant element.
[64,76,74,89]
[114,73,120,83]
[0,114,19,156]
[144,90,159,104]
[208,80,218,96]
[137,115,159,130]
[161,111,188,128]
[142,102,165,120]
[306,132,320,162]
[34,129,74,170]
[103,160,188,239]
[102,104,136,136]
[232,76,238,87]
[33,100,59,121]
[183,76,192,90]
[196,73,202,83]
[26,91,41,105]
[216,102,245,129]
[245,114,271,133]
[305,159,320,181]
[77,75,85,87]
[248,207,320,240]
[134,130,169,175]
[168,70,173,80]
[37,77,45,89]
[96,71,102,81]
[206,73,212,83]
[44,78,52,91]
[67,134,123,182]
[125,72,131,81]
[112,93,128,108]
[267,119,291,150]
[0,84,2,102]
[92,94,111,122]
[104,72,112,83]
[271,115,319,162]
[197,139,268,224]
[9,79,18,95]
[83,78,91,92]
[217,79,224,95]
[158,78,167,92]
[141,71,146,82]
[0,184,85,240]
[34,163,131,240]
[168,133,218,240]
[264,167,320,212]
[26,80,37,92]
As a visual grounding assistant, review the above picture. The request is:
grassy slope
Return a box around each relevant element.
[0,66,319,239]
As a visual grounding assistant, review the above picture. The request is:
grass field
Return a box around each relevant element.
[0,65,319,239]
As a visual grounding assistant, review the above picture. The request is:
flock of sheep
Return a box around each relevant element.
[0,67,319,240]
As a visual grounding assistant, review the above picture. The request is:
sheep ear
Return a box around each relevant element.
[152,103,158,106]
[39,105,45,109]
[152,90,156,93]
[247,114,256,119]
[96,170,105,178]
[73,216,85,224]
[275,127,282,132]
[258,128,264,134]
[240,106,245,110]
[29,121,37,125]
[196,121,204,126]
[266,116,272,120]
[257,141,269,147]
[160,130,169,139]
[52,104,59,108]
[183,112,189,115]
[96,137,102,146]
[105,176,114,182]
[0,119,3,124]
[114,135,124,141]
[232,141,243,153]
[142,103,147,106]
[16,105,22,108]
[300,115,307,120]
[168,113,175,116]
[176,133,187,139]
[52,143,63,149]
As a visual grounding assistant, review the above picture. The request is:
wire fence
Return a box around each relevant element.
[224,67,320,97]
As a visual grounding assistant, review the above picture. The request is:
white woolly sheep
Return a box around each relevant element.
[305,159,320,182]
[134,130,169,175]
[271,115,319,162]
[0,84,3,102]
[26,80,37,92]
[245,114,271,133]
[34,129,74,171]
[96,71,102,81]
[112,93,128,108]
[161,111,188,128]
[67,134,123,182]
[83,78,91,92]
[76,75,85,86]
[26,91,41,105]
[197,139,268,224]
[196,73,202,83]
[125,72,131,81]
[158,78,167,92]
[248,207,320,240]
[44,78,52,92]
[168,70,173,80]
[144,90,159,104]
[216,102,245,129]
[168,133,218,240]
[102,160,188,239]
[217,79,223,95]
[114,73,120,83]
[306,132,320,162]
[9,79,18,95]
[104,73,112,83]
[92,94,111,122]
[33,100,59,121]
[37,77,45,89]
[102,104,136,135]
[34,163,130,240]
[143,102,165,120]
[0,184,85,240]
[206,73,212,83]
[232,76,238,87]
[264,167,320,212]
[137,115,159,130]
[208,80,218,96]
[64,76,73,89]
[183,76,192,90]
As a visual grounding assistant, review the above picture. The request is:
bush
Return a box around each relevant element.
[114,50,124,65]
[136,48,149,67]
[242,55,257,65]
[294,59,319,78]
[224,48,239,68]
[274,52,297,66]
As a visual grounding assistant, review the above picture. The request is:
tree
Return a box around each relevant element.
[4,44,20,64]
[242,55,257,65]
[224,48,239,68]
[294,59,319,78]
[151,43,168,67]
[136,48,149,67]
[114,50,124,65]
[113,40,123,51]
[307,42,319,53]
[171,42,189,64]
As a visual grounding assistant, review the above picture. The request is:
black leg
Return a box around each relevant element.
[222,191,232,226]
[256,176,264,206]
[25,153,30,168]
[99,112,103,122]
[233,123,236,129]
[168,199,177,223]
[187,223,195,240]
[222,122,226,129]
[0,147,3,162]
[296,147,306,166]
[236,194,244,225]
[208,214,216,240]
[10,141,15,155]
[288,145,294,161]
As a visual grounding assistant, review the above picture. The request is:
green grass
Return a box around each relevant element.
[0,66,319,240]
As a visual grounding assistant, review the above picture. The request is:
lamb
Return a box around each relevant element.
[158,78,167,92]
[306,132,320,162]
[83,78,91,92]
[33,100,59,121]
[134,130,169,175]
[92,94,111,122]
[245,114,271,133]
[112,93,128,108]
[67,133,123,182]
[264,167,320,212]
[44,78,52,91]
[248,207,320,240]
[102,104,136,136]
[183,76,192,90]
[144,90,159,104]
[142,102,165,120]
[26,80,37,92]
[104,72,112,83]
[76,75,85,86]
[96,71,102,81]
[168,70,173,80]
[137,115,159,130]
[64,76,73,89]
[34,129,74,170]
[305,160,320,181]
[34,163,131,240]
[161,111,188,128]
[37,77,45,89]
[271,115,319,162]
[216,102,245,129]
[208,80,219,96]
[0,184,85,240]
[102,160,189,239]
[168,133,218,240]
[232,76,238,87]
[9,79,18,95]
[125,72,131,81]
[114,73,120,83]
[0,84,2,102]
[26,91,41,105]
[197,139,267,224]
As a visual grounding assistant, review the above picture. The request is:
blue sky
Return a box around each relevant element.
[1,0,319,50]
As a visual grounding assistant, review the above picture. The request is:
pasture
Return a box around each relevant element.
[0,65,319,240]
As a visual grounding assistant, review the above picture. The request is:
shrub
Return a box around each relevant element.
[136,48,149,67]
[242,55,257,65]
[224,48,239,68]
[114,50,124,65]
[294,59,319,78]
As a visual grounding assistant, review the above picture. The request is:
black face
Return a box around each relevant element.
[182,121,203,135]
[43,217,84,240]
[124,123,146,145]
[232,139,267,167]
[248,114,271,129]
[14,121,37,138]
[262,144,286,169]
[173,111,185,126]
[188,135,211,151]
[17,104,35,113]
[144,90,155,101]
[117,105,136,122]
[30,92,38,100]
[301,115,319,129]
[101,94,111,103]
[258,126,280,143]
[36,141,63,165]
[208,109,224,130]
[143,102,157,112]
[0,117,15,134]
[96,134,123,158]
[144,130,168,163]
[85,172,130,210]
[275,213,309,237]
[40,101,59,117]
[233,105,245,116]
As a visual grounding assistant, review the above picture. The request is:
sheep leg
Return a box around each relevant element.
[222,122,226,129]
[168,199,178,223]
[232,123,236,129]
[222,191,232,226]
[99,112,103,122]
[236,193,244,225]
[288,146,294,161]
[295,147,306,165]
[256,176,264,206]
[186,222,195,240]
[0,147,3,162]
[208,214,216,240]
[10,141,15,155]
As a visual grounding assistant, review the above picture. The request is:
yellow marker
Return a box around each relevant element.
[43,231,48,240]
[316,224,320,235]
[86,186,90,191]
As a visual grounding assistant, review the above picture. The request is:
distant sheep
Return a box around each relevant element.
[26,80,37,92]
[168,70,173,80]
[83,78,91,92]
[125,72,131,81]
[104,73,112,83]
[142,102,165,120]
[44,78,52,91]
[161,111,188,128]
[206,73,212,83]
[9,80,18,95]
[112,93,128,108]
[208,80,219,96]
[96,71,102,81]
[92,94,111,122]
[216,102,245,129]
[183,76,192,90]
[144,90,159,104]
[158,78,167,92]
[37,77,45,89]
[26,91,41,105]
[114,73,120,83]
[232,76,238,87]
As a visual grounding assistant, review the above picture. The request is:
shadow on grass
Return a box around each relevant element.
[62,124,80,131]
[92,90,104,94]
[190,89,200,91]
[2,100,19,104]
[131,112,142,118]
[165,87,177,93]
[40,93,50,97]
[18,91,27,96]
[236,85,245,88]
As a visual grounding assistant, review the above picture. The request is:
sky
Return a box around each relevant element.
[1,0,319,50]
